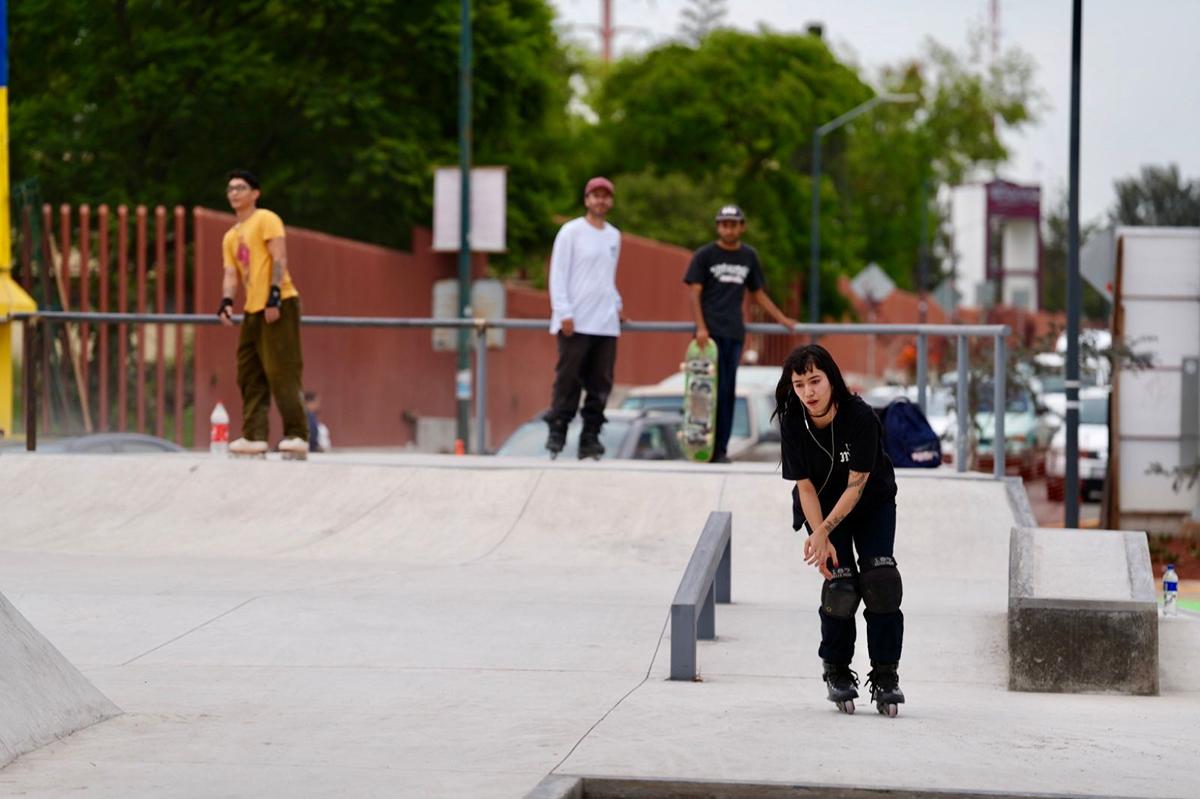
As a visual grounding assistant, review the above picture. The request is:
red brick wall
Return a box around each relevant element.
[192,214,700,450]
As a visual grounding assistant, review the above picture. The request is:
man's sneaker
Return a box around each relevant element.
[545,420,568,458]
[278,437,310,461]
[710,452,732,464]
[578,427,605,460]
[229,438,268,458]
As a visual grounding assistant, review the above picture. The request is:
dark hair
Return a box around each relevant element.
[772,344,853,424]
[227,169,260,190]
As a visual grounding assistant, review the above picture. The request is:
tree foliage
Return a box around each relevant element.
[583,29,1040,317]
[678,0,729,46]
[1108,164,1200,227]
[9,0,574,265]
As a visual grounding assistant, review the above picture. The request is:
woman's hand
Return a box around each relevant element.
[804,528,839,579]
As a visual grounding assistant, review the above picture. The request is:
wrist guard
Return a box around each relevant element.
[217,297,234,319]
[266,285,282,308]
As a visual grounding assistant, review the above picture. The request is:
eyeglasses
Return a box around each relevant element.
[226,184,252,194]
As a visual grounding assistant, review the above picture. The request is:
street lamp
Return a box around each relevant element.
[809,92,918,329]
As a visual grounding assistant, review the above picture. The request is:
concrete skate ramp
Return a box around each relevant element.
[0,589,120,768]
[1,455,1198,798]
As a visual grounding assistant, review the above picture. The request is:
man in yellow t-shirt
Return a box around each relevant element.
[217,169,308,458]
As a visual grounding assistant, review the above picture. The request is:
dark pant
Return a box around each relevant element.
[545,333,617,428]
[237,297,308,442]
[815,499,904,666]
[712,336,744,458]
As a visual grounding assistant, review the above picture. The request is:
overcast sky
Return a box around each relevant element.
[549,0,1200,223]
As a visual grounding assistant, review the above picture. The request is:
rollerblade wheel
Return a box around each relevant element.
[836,699,855,715]
[877,702,898,718]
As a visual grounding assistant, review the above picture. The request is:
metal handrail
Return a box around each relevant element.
[670,511,732,681]
[8,311,1009,475]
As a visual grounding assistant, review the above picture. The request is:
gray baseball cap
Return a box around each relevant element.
[715,204,745,222]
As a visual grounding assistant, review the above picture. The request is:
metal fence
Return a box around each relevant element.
[10,311,1009,473]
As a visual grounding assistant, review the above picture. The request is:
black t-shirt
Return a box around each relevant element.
[780,395,897,530]
[683,242,765,340]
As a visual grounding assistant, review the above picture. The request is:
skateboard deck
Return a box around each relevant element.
[679,338,718,462]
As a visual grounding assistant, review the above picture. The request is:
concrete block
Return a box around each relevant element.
[1008,526,1158,695]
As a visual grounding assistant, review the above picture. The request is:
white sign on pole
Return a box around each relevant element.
[432,278,507,352]
[433,167,507,253]
[849,262,896,304]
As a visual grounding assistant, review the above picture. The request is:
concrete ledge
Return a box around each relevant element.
[529,775,1152,799]
[1008,526,1158,695]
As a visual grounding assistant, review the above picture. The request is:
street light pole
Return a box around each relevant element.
[1065,0,1083,528]
[809,93,918,332]
[456,0,472,451]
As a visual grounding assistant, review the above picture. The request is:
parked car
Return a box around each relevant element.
[1045,387,1110,502]
[618,366,782,461]
[495,409,686,461]
[1,432,186,454]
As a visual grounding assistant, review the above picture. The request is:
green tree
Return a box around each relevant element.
[1108,164,1200,226]
[9,0,574,267]
[678,0,728,46]
[843,37,1042,295]
[581,28,1041,317]
[588,29,871,315]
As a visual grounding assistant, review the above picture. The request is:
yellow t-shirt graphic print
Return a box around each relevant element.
[222,209,299,313]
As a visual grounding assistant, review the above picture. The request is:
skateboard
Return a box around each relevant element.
[679,338,719,462]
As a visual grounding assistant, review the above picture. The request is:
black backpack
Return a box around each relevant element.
[877,397,942,468]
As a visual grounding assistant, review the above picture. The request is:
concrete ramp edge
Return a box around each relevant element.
[0,590,121,769]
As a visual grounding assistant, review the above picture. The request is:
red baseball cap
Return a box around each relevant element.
[584,176,614,196]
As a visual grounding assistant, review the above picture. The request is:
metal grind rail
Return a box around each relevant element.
[669,511,733,681]
[9,311,1009,474]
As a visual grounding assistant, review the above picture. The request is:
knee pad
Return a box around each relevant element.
[821,572,860,619]
[859,556,903,613]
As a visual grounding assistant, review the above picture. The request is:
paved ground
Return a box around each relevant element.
[0,454,1197,798]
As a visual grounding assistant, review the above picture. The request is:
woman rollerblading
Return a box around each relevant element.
[774,345,906,717]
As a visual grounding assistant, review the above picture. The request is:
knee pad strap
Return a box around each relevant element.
[859,556,903,614]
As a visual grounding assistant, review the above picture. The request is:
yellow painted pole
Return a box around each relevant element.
[0,5,41,439]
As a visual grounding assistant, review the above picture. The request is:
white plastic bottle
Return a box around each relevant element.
[210,402,230,455]
[1163,563,1179,618]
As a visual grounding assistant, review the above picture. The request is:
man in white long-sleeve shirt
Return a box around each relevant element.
[545,176,623,458]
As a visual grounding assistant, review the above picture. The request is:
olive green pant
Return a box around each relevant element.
[237,297,308,442]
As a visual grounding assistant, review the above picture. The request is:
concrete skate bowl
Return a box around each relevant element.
[0,589,120,768]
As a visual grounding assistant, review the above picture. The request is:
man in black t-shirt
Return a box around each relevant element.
[685,204,797,462]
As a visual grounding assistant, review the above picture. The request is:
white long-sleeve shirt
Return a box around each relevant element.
[548,217,623,336]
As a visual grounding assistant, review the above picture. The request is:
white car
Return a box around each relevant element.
[1044,387,1110,502]
[619,365,782,461]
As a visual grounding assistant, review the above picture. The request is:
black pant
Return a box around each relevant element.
[713,336,743,458]
[545,333,617,428]
[815,499,904,666]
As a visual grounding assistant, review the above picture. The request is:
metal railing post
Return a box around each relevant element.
[23,319,37,451]
[994,333,1007,479]
[956,334,968,473]
[473,322,488,454]
[916,332,928,414]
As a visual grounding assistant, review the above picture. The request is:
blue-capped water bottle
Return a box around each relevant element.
[1163,564,1179,617]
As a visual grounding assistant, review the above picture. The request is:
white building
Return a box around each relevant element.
[947,179,1042,312]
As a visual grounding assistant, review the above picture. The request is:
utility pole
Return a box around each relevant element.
[1065,0,1083,528]
[600,0,614,63]
[456,0,473,451]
